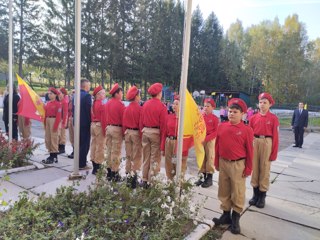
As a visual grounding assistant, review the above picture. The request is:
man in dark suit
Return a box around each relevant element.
[291,102,308,148]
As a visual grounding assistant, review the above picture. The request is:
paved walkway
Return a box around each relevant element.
[1,134,320,239]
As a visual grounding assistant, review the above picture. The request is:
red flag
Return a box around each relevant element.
[17,74,45,122]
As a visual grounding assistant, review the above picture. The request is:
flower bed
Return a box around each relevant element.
[0,175,201,239]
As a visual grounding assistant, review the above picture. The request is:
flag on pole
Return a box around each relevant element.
[183,90,206,169]
[16,74,45,122]
[304,103,308,110]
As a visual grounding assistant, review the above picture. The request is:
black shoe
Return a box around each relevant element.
[195,173,206,186]
[293,145,299,147]
[256,191,266,208]
[212,211,232,225]
[106,168,112,181]
[249,187,259,205]
[113,172,121,182]
[229,211,241,234]
[201,173,213,188]
[42,153,54,164]
[131,174,138,189]
[92,162,99,175]
[299,146,302,148]
[58,144,65,154]
[68,152,74,159]
[142,181,150,189]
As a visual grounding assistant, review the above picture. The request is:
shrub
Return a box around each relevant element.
[0,131,39,169]
[0,174,201,239]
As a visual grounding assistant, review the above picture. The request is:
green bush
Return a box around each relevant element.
[0,175,199,239]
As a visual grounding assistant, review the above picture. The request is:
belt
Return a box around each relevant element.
[167,136,177,140]
[92,121,100,123]
[222,157,245,162]
[254,135,272,138]
[46,116,56,118]
[127,128,139,130]
[145,126,159,129]
[109,124,122,127]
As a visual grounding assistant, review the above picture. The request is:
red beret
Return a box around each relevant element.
[174,95,180,101]
[60,87,68,95]
[258,92,275,105]
[49,87,59,95]
[148,83,163,96]
[228,98,247,113]
[204,98,216,108]
[93,85,103,96]
[126,86,139,100]
[109,83,119,95]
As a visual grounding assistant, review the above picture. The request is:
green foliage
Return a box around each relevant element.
[0,132,39,169]
[0,176,200,239]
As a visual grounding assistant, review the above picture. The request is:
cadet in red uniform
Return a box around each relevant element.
[195,98,219,188]
[123,86,142,188]
[103,83,125,181]
[42,87,62,164]
[67,91,74,158]
[161,96,189,181]
[213,98,253,235]
[58,88,69,154]
[140,83,167,188]
[90,86,107,175]
[249,93,279,208]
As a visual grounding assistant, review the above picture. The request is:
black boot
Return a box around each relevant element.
[113,172,121,182]
[58,144,65,154]
[249,187,259,205]
[106,168,112,181]
[256,191,266,208]
[68,148,74,159]
[52,153,58,163]
[195,173,206,186]
[201,173,213,188]
[230,211,241,234]
[131,174,138,189]
[212,211,232,225]
[92,162,97,175]
[126,174,132,187]
[42,153,54,164]
[142,181,150,189]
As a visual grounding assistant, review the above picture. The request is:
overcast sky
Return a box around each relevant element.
[193,0,320,40]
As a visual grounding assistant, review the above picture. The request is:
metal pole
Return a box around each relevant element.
[69,0,82,180]
[8,0,13,143]
[176,0,193,187]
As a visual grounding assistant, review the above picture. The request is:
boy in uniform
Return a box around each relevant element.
[58,88,69,154]
[213,98,254,235]
[249,93,279,208]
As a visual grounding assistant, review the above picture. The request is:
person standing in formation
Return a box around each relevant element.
[103,83,125,181]
[161,95,189,181]
[17,97,31,139]
[140,83,167,188]
[249,93,279,209]
[195,98,219,188]
[122,86,142,188]
[67,91,75,158]
[90,86,107,175]
[58,88,69,154]
[291,102,308,148]
[213,98,253,235]
[42,87,61,164]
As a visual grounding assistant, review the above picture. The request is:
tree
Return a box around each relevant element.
[0,1,8,61]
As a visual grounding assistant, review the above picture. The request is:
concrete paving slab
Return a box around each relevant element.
[239,211,320,240]
[221,231,251,240]
[8,168,70,190]
[281,166,320,181]
[0,181,37,205]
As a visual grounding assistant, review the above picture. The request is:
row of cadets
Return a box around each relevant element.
[195,98,219,188]
[42,87,62,164]
[161,95,189,181]
[57,87,69,154]
[104,83,126,181]
[140,83,167,189]
[122,86,142,189]
[67,91,75,158]
[90,86,107,174]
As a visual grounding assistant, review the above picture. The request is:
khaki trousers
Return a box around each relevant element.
[45,118,60,153]
[18,116,31,139]
[200,139,216,173]
[164,138,187,180]
[251,137,272,192]
[68,117,74,146]
[59,127,66,145]
[90,122,106,164]
[218,158,246,214]
[142,128,161,182]
[124,129,142,173]
[105,125,123,171]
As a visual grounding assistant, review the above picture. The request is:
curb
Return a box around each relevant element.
[0,161,44,177]
[185,219,214,240]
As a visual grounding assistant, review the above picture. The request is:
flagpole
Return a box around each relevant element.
[69,0,82,180]
[8,0,13,143]
[176,0,193,188]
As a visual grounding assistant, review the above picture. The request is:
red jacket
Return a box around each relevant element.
[45,100,62,131]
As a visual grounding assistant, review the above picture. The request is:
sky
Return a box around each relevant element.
[193,0,320,40]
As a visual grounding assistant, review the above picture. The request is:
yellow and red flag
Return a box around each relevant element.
[183,90,206,169]
[16,74,45,122]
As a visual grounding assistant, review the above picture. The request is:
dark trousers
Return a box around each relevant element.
[294,126,304,147]
[79,126,91,168]
[4,119,18,140]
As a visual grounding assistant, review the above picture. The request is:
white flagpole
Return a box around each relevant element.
[8,0,13,143]
[69,0,82,179]
[176,0,193,186]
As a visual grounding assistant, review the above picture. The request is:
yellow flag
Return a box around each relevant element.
[304,103,307,110]
[184,90,206,169]
[211,92,216,96]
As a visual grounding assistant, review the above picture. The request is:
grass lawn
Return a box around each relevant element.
[279,117,320,128]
